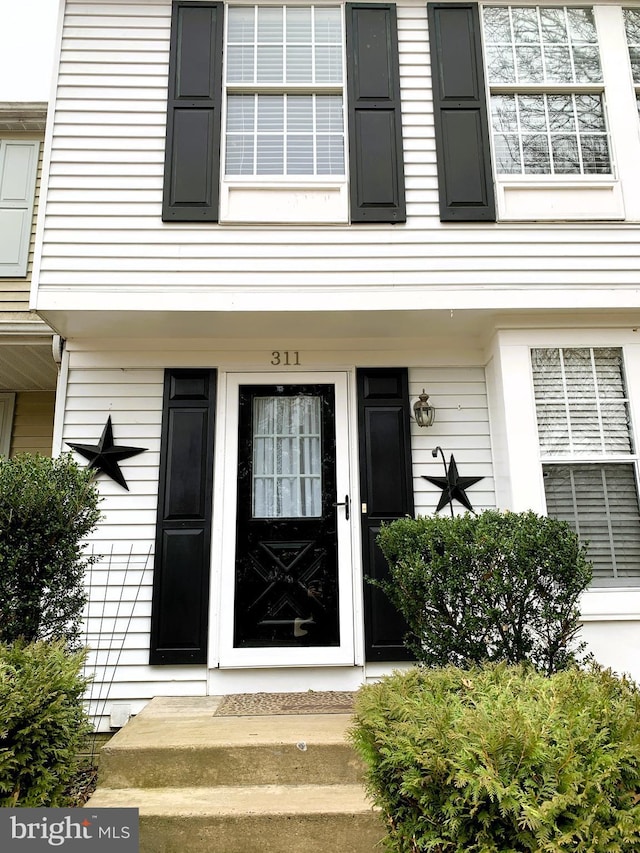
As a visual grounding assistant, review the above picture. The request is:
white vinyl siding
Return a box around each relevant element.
[63,366,207,730]
[532,346,640,582]
[33,0,640,304]
[410,367,496,516]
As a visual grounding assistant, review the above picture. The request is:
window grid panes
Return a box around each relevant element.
[225,5,345,177]
[531,347,640,581]
[482,6,612,175]
[252,395,322,519]
[623,8,640,118]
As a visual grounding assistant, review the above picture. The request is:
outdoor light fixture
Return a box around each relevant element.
[413,389,435,427]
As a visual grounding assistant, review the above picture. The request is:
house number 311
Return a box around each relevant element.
[271,351,301,366]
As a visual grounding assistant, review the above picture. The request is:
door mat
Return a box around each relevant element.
[213,691,355,716]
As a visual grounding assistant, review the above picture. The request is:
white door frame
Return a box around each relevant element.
[217,371,355,668]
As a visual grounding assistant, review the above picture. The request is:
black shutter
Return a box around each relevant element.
[346,4,406,223]
[162,1,223,222]
[150,369,217,664]
[357,368,414,661]
[427,3,496,221]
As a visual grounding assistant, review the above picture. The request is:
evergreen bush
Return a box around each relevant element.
[0,640,92,806]
[351,664,640,853]
[0,453,101,647]
[376,511,592,673]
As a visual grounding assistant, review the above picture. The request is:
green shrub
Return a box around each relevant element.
[376,511,592,673]
[0,640,92,806]
[351,665,640,853]
[0,453,101,647]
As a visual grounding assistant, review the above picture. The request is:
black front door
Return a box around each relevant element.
[233,384,340,648]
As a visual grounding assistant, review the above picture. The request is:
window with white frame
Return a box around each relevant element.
[482,6,611,176]
[224,5,345,178]
[624,7,640,117]
[531,347,640,584]
[163,1,405,225]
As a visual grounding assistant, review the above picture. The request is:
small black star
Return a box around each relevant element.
[422,454,484,514]
[67,416,146,490]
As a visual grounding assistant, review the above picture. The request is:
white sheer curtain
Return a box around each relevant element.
[252,396,322,518]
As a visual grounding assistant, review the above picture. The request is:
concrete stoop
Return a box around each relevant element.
[86,696,385,853]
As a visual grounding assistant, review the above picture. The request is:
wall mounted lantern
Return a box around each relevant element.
[413,389,435,427]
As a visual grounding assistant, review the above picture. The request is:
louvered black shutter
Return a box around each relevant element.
[357,368,414,661]
[150,370,217,664]
[427,3,496,221]
[162,1,223,222]
[346,4,406,223]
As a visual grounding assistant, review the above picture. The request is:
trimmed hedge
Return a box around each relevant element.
[0,641,92,806]
[0,452,101,648]
[376,511,592,673]
[351,665,640,852]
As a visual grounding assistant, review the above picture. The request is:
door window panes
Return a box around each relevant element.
[252,395,322,517]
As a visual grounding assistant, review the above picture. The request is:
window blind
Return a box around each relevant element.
[544,463,640,579]
[532,347,632,456]
[532,346,640,582]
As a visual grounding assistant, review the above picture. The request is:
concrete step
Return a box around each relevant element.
[99,707,364,788]
[86,784,384,853]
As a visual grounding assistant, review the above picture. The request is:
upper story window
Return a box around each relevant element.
[224,5,345,178]
[624,7,640,117]
[532,347,640,584]
[428,2,640,222]
[482,6,611,176]
[162,1,405,225]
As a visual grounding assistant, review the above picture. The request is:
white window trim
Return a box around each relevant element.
[0,392,16,457]
[0,140,40,277]
[488,330,640,612]
[482,4,640,221]
[219,3,350,224]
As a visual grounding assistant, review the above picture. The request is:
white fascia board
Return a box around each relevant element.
[34,286,640,315]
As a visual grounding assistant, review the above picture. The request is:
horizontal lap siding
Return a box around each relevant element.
[409,367,495,515]
[63,365,208,729]
[38,0,640,294]
[9,391,55,456]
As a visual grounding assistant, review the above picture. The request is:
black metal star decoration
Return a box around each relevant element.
[67,416,147,490]
[422,447,484,516]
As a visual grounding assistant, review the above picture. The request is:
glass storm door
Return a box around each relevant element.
[220,373,354,667]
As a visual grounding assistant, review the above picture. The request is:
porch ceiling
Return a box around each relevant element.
[0,341,58,391]
[37,305,640,344]
[40,306,493,341]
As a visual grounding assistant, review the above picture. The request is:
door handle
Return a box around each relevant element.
[332,494,350,520]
